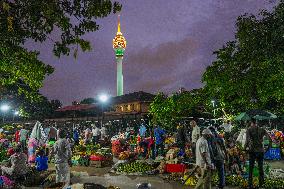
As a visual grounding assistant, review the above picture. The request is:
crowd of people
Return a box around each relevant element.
[0,117,279,189]
[192,118,272,189]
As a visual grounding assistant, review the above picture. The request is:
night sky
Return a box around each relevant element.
[29,0,276,105]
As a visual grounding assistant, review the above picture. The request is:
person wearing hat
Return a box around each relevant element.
[195,128,213,189]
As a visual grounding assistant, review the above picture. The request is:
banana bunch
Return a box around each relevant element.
[72,155,81,161]
[263,179,284,189]
[117,162,153,174]
[183,176,197,186]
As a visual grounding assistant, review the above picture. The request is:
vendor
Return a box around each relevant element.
[1,145,28,177]
[51,129,72,188]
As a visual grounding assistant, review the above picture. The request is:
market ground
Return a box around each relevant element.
[27,161,284,189]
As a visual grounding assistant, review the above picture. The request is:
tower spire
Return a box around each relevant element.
[117,14,121,34]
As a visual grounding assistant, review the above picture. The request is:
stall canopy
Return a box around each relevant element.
[235,109,277,121]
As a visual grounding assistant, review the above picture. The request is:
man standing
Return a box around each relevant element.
[139,123,147,139]
[244,119,272,189]
[19,126,29,150]
[191,120,200,159]
[209,127,227,189]
[176,123,188,157]
[154,125,166,158]
[84,126,92,144]
[195,128,213,189]
[52,129,72,188]
[92,124,100,145]
[100,125,107,140]
[220,120,232,141]
[73,127,79,146]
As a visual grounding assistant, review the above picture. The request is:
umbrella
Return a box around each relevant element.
[235,110,277,121]
[246,109,276,117]
[254,114,277,120]
[235,112,251,121]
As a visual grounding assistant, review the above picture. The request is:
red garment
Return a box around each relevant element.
[15,130,20,143]
[7,148,14,156]
[145,137,154,148]
[137,135,141,144]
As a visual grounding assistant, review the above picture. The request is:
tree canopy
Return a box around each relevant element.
[0,0,121,99]
[80,97,97,104]
[202,1,284,115]
[149,89,212,129]
[0,84,62,120]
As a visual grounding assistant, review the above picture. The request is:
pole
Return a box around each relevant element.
[101,103,104,127]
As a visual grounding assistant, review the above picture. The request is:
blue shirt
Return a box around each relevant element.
[139,125,147,137]
[73,130,79,141]
[35,156,48,171]
[154,127,166,145]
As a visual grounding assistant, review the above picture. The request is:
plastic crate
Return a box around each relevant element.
[165,163,186,173]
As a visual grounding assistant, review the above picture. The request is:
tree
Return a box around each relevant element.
[202,1,284,115]
[149,89,211,129]
[80,97,97,104]
[0,84,62,120]
[0,0,121,99]
[50,99,62,111]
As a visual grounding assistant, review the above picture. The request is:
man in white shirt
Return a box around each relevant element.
[100,125,107,140]
[220,120,233,142]
[220,120,232,133]
[191,120,200,159]
[92,124,100,144]
[195,128,213,189]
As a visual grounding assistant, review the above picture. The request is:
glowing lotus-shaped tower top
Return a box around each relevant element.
[113,15,126,96]
[113,15,127,56]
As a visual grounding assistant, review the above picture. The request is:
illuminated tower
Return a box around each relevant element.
[113,15,127,96]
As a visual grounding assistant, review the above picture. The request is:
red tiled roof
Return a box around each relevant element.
[56,104,96,112]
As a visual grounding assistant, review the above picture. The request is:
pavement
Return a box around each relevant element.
[25,160,284,189]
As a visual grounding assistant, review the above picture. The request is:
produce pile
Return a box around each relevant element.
[116,161,153,174]
[0,148,8,162]
[73,144,101,156]
[72,146,112,167]
[211,174,284,189]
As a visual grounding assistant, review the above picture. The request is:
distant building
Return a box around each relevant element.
[106,91,155,118]
[48,91,155,122]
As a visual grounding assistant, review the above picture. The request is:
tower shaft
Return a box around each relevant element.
[116,56,123,96]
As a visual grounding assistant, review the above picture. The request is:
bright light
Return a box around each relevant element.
[14,111,19,116]
[0,104,10,112]
[211,100,215,104]
[99,94,109,103]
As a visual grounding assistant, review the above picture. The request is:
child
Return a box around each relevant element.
[35,149,48,171]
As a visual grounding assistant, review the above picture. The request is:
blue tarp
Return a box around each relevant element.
[264,148,281,160]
